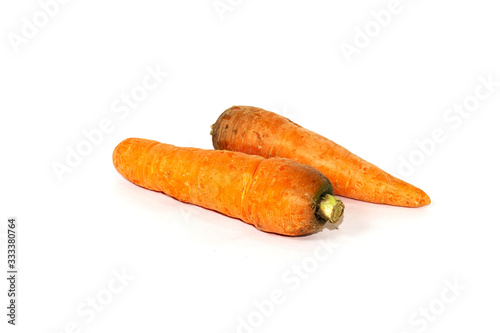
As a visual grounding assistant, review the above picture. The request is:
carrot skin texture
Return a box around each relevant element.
[211,106,431,208]
[112,138,338,236]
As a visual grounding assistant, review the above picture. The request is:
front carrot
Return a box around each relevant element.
[113,138,344,236]
[211,106,431,208]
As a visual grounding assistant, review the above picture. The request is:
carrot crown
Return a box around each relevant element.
[318,194,344,228]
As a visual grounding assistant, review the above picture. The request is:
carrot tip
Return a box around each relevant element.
[318,194,345,228]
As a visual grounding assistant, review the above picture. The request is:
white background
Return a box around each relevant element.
[1,0,500,332]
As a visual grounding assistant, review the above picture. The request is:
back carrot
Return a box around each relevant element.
[113,138,345,236]
[211,106,431,207]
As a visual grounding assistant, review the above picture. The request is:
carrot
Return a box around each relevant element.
[112,138,345,236]
[211,106,431,207]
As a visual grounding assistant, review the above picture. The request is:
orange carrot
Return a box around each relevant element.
[211,106,431,207]
[113,138,345,236]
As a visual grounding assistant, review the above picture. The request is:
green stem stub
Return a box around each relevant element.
[318,194,345,228]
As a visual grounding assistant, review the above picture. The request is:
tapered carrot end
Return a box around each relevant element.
[412,188,431,207]
[396,183,431,208]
